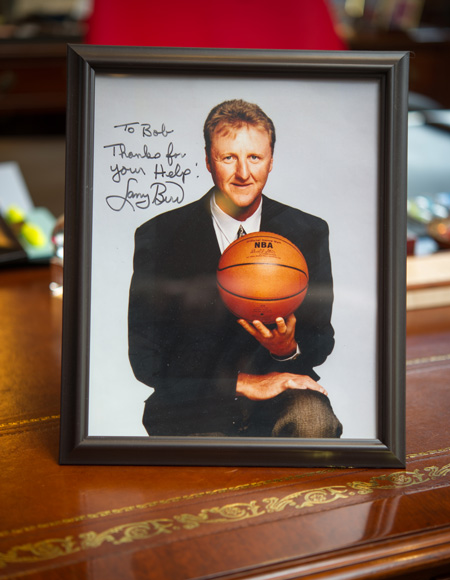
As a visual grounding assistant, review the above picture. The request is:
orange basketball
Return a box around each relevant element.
[216,232,308,324]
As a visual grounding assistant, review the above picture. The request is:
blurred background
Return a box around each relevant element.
[0,0,449,306]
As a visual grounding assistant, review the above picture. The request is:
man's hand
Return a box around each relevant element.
[236,372,328,400]
[237,313,297,357]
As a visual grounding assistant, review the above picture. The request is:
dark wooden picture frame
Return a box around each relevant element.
[59,45,409,467]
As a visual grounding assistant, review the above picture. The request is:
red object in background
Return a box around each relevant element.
[86,0,346,50]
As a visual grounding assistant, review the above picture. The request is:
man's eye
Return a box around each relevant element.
[250,155,260,161]
[223,155,234,162]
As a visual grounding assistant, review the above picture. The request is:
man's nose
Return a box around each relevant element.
[235,157,250,180]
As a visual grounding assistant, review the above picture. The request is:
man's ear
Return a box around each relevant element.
[269,155,274,173]
[205,149,211,173]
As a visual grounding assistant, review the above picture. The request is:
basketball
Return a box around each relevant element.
[216,232,308,324]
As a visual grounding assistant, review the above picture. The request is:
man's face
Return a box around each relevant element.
[206,124,273,220]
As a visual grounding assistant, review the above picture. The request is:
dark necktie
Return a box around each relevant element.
[237,225,246,238]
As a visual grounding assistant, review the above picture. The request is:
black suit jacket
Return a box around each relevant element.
[128,190,335,435]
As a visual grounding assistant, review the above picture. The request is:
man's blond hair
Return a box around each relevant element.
[204,99,276,157]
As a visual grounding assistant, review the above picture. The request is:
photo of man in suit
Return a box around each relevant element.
[128,99,342,438]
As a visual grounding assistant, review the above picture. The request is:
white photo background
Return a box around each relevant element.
[88,73,379,439]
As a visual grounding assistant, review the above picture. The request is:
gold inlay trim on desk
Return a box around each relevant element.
[0,415,60,433]
[0,436,449,543]
[2,445,449,542]
[406,353,450,366]
[408,446,450,459]
[0,349,449,572]
[1,461,450,573]
[0,468,336,540]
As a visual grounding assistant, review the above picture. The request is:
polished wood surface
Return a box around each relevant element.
[1,265,450,579]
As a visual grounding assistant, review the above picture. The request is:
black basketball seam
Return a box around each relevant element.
[217,262,308,277]
[217,281,308,302]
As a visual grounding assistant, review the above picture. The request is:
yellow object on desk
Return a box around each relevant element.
[5,205,26,225]
[21,222,46,247]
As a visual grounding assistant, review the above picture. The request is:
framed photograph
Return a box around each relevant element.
[59,45,409,467]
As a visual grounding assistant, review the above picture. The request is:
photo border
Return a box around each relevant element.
[59,45,409,467]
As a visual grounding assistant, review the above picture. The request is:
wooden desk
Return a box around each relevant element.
[1,266,450,579]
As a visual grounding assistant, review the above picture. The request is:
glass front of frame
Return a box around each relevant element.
[60,47,408,467]
[89,74,378,438]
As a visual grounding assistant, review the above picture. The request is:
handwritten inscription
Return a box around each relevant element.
[114,122,174,138]
[104,143,161,160]
[106,178,185,212]
[110,164,146,184]
[166,141,186,166]
[103,122,193,212]
[154,162,190,183]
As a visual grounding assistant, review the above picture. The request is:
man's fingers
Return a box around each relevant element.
[275,317,287,334]
[252,320,273,338]
[286,378,303,389]
[286,377,328,397]
[285,313,297,332]
[237,319,257,336]
[307,381,328,396]
[238,319,273,340]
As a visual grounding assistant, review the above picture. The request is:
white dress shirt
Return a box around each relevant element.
[210,190,300,360]
[210,191,262,254]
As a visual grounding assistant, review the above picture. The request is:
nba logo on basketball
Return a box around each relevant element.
[254,241,273,248]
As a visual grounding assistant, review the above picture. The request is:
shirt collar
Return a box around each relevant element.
[210,191,262,252]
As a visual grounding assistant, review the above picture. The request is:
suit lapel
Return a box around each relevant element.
[186,190,221,271]
[260,195,286,234]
